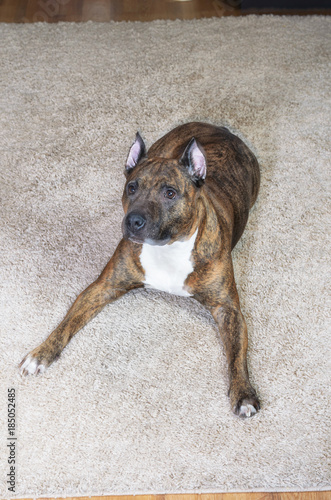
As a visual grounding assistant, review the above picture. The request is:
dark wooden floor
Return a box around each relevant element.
[18,492,331,500]
[0,0,330,23]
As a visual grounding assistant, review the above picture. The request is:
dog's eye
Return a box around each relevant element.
[127,183,137,195]
[165,188,177,200]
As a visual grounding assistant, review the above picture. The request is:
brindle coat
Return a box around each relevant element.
[20,122,260,418]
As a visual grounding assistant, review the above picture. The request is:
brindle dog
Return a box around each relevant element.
[20,122,261,418]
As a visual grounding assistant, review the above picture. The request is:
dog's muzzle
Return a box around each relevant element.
[124,211,147,241]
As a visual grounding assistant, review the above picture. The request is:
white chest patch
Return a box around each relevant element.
[140,230,198,297]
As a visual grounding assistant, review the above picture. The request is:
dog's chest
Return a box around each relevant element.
[139,231,197,297]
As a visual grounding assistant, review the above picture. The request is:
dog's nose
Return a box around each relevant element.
[126,212,146,233]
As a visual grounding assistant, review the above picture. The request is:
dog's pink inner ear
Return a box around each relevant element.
[190,140,206,180]
[181,138,207,181]
[126,133,146,172]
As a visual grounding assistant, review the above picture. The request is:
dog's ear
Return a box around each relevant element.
[125,132,146,174]
[180,138,206,186]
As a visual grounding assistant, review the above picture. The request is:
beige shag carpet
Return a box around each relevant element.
[0,16,330,498]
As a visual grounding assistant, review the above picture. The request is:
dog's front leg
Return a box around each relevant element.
[19,239,144,376]
[191,258,260,418]
[210,300,260,418]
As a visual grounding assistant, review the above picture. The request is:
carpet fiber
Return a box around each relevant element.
[0,16,330,497]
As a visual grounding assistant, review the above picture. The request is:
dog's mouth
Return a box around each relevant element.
[126,234,145,245]
[126,233,171,246]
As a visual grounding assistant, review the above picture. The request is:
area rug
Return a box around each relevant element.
[0,16,330,498]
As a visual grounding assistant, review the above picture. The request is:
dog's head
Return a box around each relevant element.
[121,132,207,245]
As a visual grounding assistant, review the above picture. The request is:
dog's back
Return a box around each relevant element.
[148,122,260,248]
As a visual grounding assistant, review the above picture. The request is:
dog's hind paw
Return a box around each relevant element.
[19,353,46,376]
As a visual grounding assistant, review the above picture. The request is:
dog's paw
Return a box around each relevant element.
[229,383,260,418]
[19,352,47,376]
[233,396,260,419]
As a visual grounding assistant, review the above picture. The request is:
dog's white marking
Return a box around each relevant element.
[20,354,46,376]
[238,404,257,418]
[140,230,198,296]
